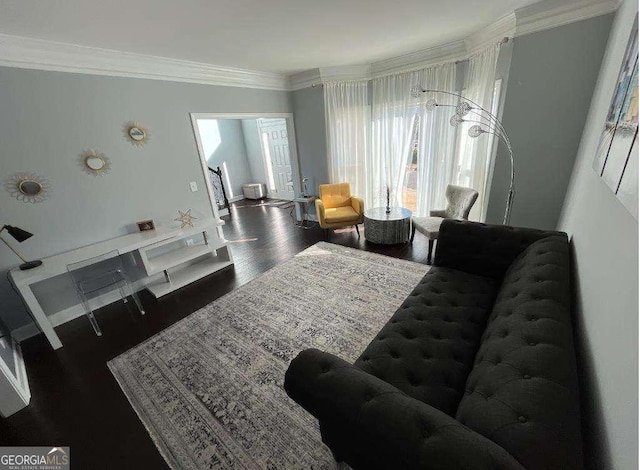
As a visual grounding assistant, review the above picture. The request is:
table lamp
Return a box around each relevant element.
[0,225,42,270]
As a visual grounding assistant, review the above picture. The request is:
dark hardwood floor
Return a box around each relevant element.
[0,199,431,469]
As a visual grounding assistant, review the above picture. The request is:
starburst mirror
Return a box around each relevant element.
[6,172,51,203]
[79,149,111,176]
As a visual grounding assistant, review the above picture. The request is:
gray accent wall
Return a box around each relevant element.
[0,66,290,331]
[557,1,638,468]
[292,86,328,195]
[485,14,614,228]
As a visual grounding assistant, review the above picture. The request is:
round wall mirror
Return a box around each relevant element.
[6,172,50,203]
[79,150,111,176]
[18,180,43,196]
[128,127,146,141]
[86,156,105,171]
[123,122,150,146]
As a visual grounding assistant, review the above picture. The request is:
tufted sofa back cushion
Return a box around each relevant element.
[455,236,583,470]
[434,220,565,280]
[355,267,499,417]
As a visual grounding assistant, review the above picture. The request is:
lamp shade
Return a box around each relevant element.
[5,225,33,243]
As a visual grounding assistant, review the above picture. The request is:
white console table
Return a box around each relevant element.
[8,220,231,350]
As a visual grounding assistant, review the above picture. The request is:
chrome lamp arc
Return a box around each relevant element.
[0,225,42,270]
[411,86,515,225]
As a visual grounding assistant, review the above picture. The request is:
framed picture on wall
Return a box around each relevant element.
[137,219,156,232]
[592,16,638,219]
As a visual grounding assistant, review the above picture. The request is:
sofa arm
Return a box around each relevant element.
[429,209,447,218]
[284,349,525,470]
[434,219,567,280]
[350,196,365,216]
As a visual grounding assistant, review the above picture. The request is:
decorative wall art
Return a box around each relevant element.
[175,209,196,228]
[593,17,638,219]
[79,149,111,176]
[137,219,156,232]
[123,122,150,146]
[5,172,51,203]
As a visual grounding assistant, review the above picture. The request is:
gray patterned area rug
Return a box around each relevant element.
[108,242,430,469]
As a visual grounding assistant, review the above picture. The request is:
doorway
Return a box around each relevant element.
[190,113,301,219]
[257,118,295,200]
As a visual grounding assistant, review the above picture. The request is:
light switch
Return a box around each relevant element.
[189,181,198,192]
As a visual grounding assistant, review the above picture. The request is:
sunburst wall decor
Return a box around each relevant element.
[123,122,150,146]
[79,149,111,176]
[5,172,51,203]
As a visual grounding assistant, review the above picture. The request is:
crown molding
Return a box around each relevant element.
[320,65,372,82]
[0,33,289,91]
[370,40,467,78]
[0,0,620,91]
[515,0,620,37]
[466,12,516,55]
[289,69,322,91]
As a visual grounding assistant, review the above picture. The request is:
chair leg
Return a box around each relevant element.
[79,292,102,336]
[86,311,102,337]
[123,280,145,315]
[354,224,360,237]
[118,285,129,303]
[410,223,416,243]
[427,239,434,265]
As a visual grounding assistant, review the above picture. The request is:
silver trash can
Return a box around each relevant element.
[242,183,267,200]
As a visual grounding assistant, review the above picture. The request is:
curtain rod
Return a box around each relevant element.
[307,37,509,88]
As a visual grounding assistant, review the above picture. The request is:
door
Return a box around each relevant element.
[258,118,295,200]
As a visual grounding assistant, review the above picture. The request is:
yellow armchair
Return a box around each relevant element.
[315,183,364,235]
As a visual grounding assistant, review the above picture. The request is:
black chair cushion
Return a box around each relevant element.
[355,266,499,417]
[455,236,582,470]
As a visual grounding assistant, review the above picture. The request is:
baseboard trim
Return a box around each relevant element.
[228,195,245,203]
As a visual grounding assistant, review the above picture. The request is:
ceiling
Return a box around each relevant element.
[0,0,544,74]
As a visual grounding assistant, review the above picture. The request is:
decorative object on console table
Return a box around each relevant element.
[123,121,150,146]
[385,186,391,214]
[0,225,42,270]
[136,219,156,232]
[5,172,50,204]
[174,209,197,229]
[592,17,638,219]
[411,86,514,224]
[364,206,412,244]
[79,149,111,176]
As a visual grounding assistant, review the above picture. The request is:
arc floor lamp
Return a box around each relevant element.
[411,86,515,225]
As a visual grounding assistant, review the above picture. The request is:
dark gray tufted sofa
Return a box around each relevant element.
[284,220,582,470]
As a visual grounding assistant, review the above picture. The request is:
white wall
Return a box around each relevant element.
[241,119,269,189]
[0,66,290,331]
[557,1,638,468]
[197,118,253,199]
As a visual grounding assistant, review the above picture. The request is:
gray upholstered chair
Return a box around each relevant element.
[411,184,479,263]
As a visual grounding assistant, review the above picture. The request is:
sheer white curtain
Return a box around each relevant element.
[414,63,458,217]
[323,81,371,203]
[454,44,501,220]
[371,63,458,215]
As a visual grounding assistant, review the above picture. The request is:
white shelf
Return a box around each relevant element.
[146,254,233,298]
[145,244,211,275]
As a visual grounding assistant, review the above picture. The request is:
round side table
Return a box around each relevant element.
[364,207,412,244]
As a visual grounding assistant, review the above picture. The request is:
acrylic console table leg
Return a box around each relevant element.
[14,282,63,350]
